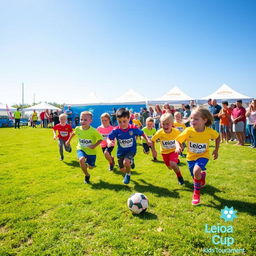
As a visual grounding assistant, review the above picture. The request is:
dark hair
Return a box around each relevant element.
[116,108,130,119]
[237,100,242,104]
[185,104,190,110]
[222,101,229,106]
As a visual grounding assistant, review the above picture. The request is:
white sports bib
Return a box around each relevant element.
[161,140,176,149]
[119,138,133,148]
[189,141,207,154]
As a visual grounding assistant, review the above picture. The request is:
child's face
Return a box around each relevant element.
[80,114,92,127]
[59,116,67,124]
[117,117,130,129]
[174,113,182,122]
[161,119,173,133]
[134,114,139,119]
[146,121,154,129]
[190,112,207,129]
[101,117,110,127]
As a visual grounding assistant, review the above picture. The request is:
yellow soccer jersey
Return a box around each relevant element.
[75,126,103,155]
[173,122,186,133]
[151,128,181,154]
[176,127,219,161]
[132,119,142,128]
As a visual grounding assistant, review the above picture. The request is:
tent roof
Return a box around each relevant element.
[199,84,253,103]
[113,89,148,104]
[148,86,193,104]
[0,104,16,111]
[23,102,61,112]
[67,92,105,105]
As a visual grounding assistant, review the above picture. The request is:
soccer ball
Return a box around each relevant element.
[127,193,148,214]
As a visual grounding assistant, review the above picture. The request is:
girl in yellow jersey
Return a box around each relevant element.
[151,113,185,185]
[175,107,220,206]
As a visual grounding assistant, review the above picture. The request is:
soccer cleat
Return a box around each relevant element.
[201,171,206,187]
[84,175,90,184]
[123,174,131,184]
[109,163,114,171]
[192,193,200,205]
[178,176,184,185]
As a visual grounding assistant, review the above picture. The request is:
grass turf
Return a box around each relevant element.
[0,127,255,255]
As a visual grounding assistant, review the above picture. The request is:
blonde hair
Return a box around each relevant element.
[192,106,213,127]
[101,112,111,121]
[160,113,173,123]
[59,113,67,119]
[80,111,93,119]
[174,111,182,118]
[146,117,154,123]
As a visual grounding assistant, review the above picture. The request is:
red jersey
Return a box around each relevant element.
[53,123,73,141]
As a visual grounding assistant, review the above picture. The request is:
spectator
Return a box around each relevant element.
[153,104,162,130]
[218,101,232,143]
[111,108,117,126]
[31,110,38,128]
[183,105,191,127]
[141,107,149,126]
[44,109,49,128]
[53,111,60,126]
[246,99,256,148]
[231,100,246,146]
[148,106,154,117]
[65,105,73,126]
[211,99,222,132]
[40,111,45,128]
[13,108,22,129]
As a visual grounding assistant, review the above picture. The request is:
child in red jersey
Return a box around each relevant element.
[53,114,73,160]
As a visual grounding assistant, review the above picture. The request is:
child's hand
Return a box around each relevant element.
[53,135,57,140]
[175,146,182,154]
[147,140,152,147]
[212,149,218,160]
[65,141,70,147]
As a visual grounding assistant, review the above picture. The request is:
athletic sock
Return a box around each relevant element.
[194,178,201,195]
[176,171,182,178]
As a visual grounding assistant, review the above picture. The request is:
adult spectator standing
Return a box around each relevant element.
[40,111,45,128]
[65,105,73,126]
[44,109,50,128]
[246,99,256,148]
[13,108,21,129]
[141,107,149,126]
[231,100,246,146]
[211,99,222,132]
[183,105,191,127]
[111,108,117,126]
[218,101,232,143]
[53,111,59,126]
[153,105,162,130]
[31,110,38,128]
[149,106,154,117]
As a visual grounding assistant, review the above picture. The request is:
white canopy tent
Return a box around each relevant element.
[198,84,253,104]
[148,86,194,105]
[23,102,61,112]
[67,92,105,105]
[113,89,148,105]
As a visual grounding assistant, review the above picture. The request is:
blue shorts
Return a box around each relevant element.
[187,158,209,176]
[77,150,96,167]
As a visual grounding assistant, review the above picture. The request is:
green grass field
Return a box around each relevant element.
[0,127,255,256]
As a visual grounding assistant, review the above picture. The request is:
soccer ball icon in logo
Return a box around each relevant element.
[128,193,148,214]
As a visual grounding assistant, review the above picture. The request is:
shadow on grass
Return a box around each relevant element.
[132,211,158,220]
[63,160,80,168]
[90,180,132,192]
[112,168,141,176]
[132,179,180,198]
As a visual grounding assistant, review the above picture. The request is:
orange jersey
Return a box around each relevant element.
[219,108,232,125]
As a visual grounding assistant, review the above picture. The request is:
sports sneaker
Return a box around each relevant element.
[131,159,135,169]
[84,175,90,184]
[123,174,131,184]
[201,171,206,187]
[178,176,184,185]
[192,193,200,205]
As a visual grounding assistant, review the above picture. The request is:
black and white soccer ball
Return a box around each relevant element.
[127,193,148,214]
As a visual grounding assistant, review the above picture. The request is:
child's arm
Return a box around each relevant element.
[141,133,151,146]
[212,135,220,160]
[53,130,58,140]
[88,139,103,149]
[175,140,183,154]
[151,141,157,159]
[66,132,75,146]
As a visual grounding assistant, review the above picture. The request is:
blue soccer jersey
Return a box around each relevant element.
[108,124,144,157]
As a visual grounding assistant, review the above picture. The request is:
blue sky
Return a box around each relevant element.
[0,0,255,105]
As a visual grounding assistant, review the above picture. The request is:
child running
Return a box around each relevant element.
[142,117,157,161]
[175,106,220,205]
[108,108,151,184]
[97,113,115,171]
[66,111,103,184]
[53,114,73,160]
[151,113,185,185]
[132,113,142,129]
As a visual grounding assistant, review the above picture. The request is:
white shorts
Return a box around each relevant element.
[233,121,244,132]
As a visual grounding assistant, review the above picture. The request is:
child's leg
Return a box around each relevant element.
[104,148,115,171]
[168,161,184,185]
[58,139,64,159]
[123,158,131,174]
[79,157,89,176]
[64,142,72,153]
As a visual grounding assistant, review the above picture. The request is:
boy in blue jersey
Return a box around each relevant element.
[108,108,151,184]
